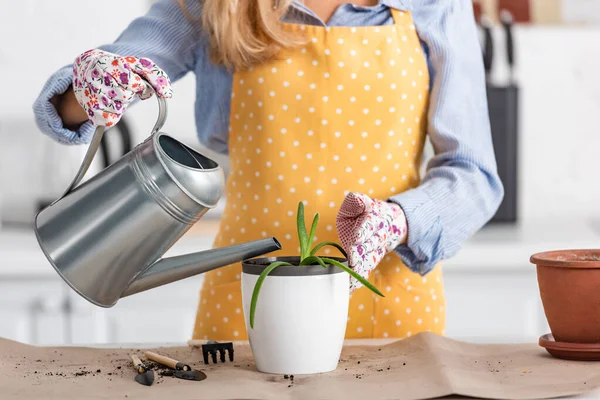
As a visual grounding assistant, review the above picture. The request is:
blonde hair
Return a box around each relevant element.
[181,0,304,70]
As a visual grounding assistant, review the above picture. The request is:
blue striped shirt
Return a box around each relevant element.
[32,0,504,275]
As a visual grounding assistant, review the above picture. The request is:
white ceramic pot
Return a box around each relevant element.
[241,257,350,375]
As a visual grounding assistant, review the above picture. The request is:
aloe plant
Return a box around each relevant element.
[249,201,384,328]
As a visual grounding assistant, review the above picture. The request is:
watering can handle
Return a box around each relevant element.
[60,94,168,199]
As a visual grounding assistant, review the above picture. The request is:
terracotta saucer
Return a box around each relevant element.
[539,333,600,361]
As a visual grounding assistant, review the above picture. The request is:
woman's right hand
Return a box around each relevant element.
[72,49,173,128]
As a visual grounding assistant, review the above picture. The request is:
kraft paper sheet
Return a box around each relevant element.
[1,332,599,400]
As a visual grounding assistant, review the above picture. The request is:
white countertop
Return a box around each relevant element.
[446,218,600,271]
[1,218,599,278]
[75,336,538,348]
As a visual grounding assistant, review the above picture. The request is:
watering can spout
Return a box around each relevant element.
[121,237,281,298]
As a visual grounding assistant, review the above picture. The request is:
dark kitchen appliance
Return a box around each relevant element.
[36,116,133,213]
[481,12,519,224]
[487,85,518,223]
[99,115,133,170]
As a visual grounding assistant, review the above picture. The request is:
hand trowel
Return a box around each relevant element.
[145,351,207,381]
[131,354,155,386]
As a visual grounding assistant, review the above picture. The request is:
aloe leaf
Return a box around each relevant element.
[321,257,384,297]
[310,241,348,258]
[306,213,319,256]
[297,202,309,261]
[299,255,324,266]
[249,261,293,329]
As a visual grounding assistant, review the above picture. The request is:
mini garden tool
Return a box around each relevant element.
[202,340,234,364]
[131,354,154,386]
[34,90,281,308]
[144,351,207,382]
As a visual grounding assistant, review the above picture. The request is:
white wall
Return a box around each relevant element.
[0,0,208,151]
[0,1,150,119]
[0,0,222,159]
[516,26,600,220]
[0,0,225,223]
[482,24,600,221]
[1,2,599,222]
[438,24,600,222]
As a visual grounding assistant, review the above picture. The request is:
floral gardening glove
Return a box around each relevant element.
[336,192,408,292]
[72,49,173,127]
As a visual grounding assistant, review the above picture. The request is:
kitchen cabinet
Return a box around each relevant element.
[0,278,68,345]
[0,268,547,345]
[0,277,205,347]
[444,269,549,342]
[80,277,203,345]
[0,219,595,346]
[0,225,216,346]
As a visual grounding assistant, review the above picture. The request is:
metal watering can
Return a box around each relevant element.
[34,96,281,307]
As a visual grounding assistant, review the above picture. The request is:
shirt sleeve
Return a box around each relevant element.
[32,0,203,145]
[388,0,504,275]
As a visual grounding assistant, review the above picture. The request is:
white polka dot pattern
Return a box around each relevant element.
[192,8,445,342]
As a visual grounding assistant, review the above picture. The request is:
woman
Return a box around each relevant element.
[33,0,503,340]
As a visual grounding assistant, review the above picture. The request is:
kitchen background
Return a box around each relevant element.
[1,0,600,346]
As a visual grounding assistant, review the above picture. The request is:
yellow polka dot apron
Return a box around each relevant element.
[193,9,446,341]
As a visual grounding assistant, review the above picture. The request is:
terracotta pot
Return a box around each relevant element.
[531,250,600,343]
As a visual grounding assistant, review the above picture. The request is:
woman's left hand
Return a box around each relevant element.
[336,193,408,292]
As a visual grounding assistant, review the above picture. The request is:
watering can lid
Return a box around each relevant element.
[153,132,224,209]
